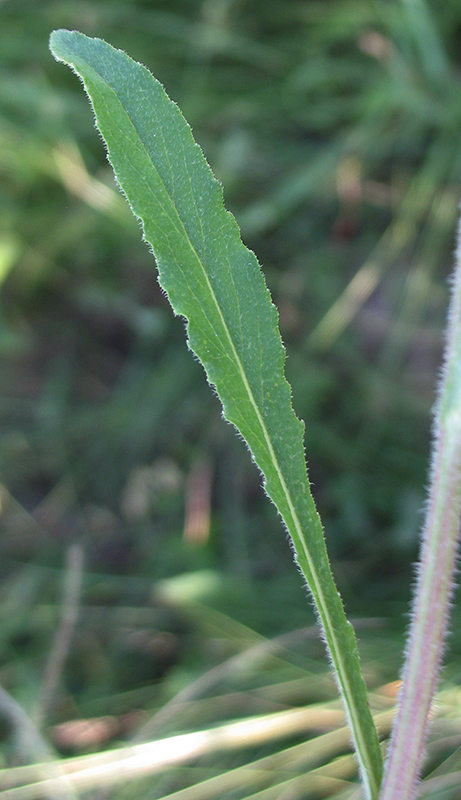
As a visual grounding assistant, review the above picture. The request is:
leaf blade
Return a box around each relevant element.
[49,29,383,797]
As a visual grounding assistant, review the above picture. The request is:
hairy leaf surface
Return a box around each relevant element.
[49,30,383,798]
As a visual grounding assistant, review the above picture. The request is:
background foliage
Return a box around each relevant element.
[2,1,461,797]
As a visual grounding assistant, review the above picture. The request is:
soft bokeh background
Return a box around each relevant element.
[2,1,461,797]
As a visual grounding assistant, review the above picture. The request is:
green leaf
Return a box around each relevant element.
[49,30,383,798]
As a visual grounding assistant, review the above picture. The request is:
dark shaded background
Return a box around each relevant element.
[2,1,461,797]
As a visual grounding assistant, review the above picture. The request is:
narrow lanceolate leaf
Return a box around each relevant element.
[49,30,383,798]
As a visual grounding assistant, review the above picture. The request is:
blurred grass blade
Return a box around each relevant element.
[401,0,450,88]
[49,30,382,797]
[0,708,394,799]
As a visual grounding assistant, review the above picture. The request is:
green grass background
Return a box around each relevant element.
[2,1,461,797]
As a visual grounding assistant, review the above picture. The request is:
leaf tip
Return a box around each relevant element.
[49,28,83,64]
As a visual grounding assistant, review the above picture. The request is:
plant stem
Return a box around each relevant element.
[379,213,461,800]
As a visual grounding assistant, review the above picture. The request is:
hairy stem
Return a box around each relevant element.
[380,213,461,799]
